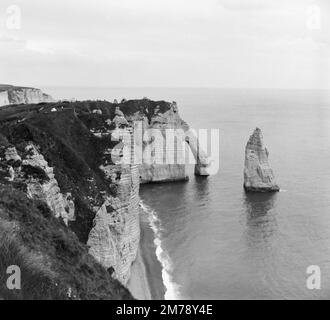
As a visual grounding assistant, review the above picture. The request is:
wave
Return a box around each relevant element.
[139,201,182,300]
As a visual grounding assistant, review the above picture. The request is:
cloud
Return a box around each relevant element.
[0,0,329,88]
[219,0,273,11]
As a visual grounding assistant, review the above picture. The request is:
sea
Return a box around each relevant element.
[44,87,330,300]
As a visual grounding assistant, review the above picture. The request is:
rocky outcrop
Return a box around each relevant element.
[0,142,75,225]
[182,121,212,176]
[0,139,21,182]
[0,84,55,107]
[244,128,279,192]
[0,185,133,300]
[22,144,75,225]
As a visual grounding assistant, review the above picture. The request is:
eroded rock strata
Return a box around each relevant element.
[244,128,280,192]
[0,98,206,299]
[0,84,55,107]
[0,133,132,300]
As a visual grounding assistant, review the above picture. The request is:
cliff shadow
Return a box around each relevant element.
[193,176,210,204]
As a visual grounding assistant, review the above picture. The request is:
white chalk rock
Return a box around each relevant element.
[244,128,279,192]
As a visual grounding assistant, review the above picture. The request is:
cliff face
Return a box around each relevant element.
[116,100,210,182]
[0,99,188,299]
[87,160,141,285]
[244,128,279,192]
[0,98,207,299]
[119,100,189,183]
[0,136,132,299]
[0,142,75,225]
[85,100,186,283]
[0,85,54,107]
[0,91,10,107]
[0,102,139,299]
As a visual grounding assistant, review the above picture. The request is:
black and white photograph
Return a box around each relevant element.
[0,0,330,305]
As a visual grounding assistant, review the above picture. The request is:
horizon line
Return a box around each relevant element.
[2,83,330,91]
[38,85,330,91]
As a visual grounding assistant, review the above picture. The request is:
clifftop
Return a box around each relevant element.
[0,99,174,123]
[0,84,34,92]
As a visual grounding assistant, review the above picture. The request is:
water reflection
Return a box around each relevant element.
[243,192,279,250]
[192,176,210,205]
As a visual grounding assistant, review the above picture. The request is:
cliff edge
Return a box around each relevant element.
[0,85,55,107]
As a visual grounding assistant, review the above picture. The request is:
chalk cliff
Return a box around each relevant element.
[244,128,279,192]
[0,91,10,106]
[182,121,212,176]
[0,102,139,299]
[0,98,209,299]
[0,85,54,107]
[119,100,189,182]
[115,99,210,182]
[0,133,132,299]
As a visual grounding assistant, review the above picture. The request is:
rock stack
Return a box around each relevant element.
[244,128,279,192]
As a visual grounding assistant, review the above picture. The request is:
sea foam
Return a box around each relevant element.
[139,201,183,300]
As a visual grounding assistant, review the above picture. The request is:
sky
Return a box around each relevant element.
[0,0,329,89]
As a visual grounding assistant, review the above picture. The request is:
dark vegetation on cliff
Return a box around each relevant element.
[0,100,172,241]
[0,99,173,300]
[0,185,132,300]
[0,99,172,123]
[0,84,34,92]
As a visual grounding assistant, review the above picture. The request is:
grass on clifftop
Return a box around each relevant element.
[0,186,133,300]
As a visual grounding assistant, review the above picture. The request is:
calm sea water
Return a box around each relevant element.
[45,87,330,300]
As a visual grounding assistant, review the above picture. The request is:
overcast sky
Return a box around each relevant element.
[0,0,329,88]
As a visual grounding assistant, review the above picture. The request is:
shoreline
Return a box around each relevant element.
[127,247,152,300]
[127,207,165,300]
